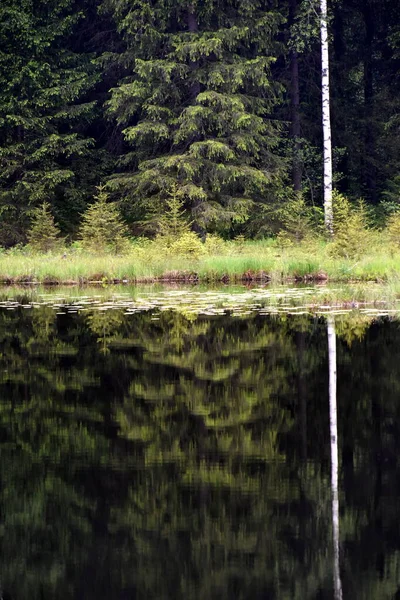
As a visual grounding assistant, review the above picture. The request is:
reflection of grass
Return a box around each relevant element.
[1,238,400,284]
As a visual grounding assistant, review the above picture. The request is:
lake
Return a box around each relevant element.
[1,285,400,599]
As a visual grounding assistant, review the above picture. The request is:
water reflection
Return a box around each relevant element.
[0,301,400,598]
[328,316,343,600]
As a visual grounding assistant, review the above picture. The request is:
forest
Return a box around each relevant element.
[1,0,400,250]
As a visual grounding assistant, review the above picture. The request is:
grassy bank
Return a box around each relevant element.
[0,237,400,285]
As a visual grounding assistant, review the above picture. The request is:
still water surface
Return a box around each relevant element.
[1,286,400,599]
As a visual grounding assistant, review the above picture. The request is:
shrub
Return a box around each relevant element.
[329,194,370,259]
[275,231,294,248]
[27,202,62,252]
[332,191,352,232]
[386,212,400,247]
[169,232,205,258]
[151,185,205,257]
[79,185,130,254]
[275,195,320,243]
[158,185,192,242]
[204,234,227,255]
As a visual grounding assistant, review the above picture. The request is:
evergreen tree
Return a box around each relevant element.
[79,185,130,253]
[27,201,62,252]
[0,0,101,246]
[104,0,286,233]
[158,184,191,240]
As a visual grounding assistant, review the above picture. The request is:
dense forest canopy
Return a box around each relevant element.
[0,0,399,245]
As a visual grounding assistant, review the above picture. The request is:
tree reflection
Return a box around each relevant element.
[327,315,343,600]
[0,304,400,598]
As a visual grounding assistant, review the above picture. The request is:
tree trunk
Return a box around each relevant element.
[289,0,302,193]
[363,1,377,203]
[327,316,343,600]
[320,0,333,234]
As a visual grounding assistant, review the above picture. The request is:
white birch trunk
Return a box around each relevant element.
[327,316,343,600]
[320,0,333,235]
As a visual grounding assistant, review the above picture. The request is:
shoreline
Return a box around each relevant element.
[0,270,330,286]
[0,241,398,286]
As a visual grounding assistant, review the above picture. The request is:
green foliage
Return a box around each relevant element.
[79,185,130,254]
[329,193,371,259]
[27,202,62,253]
[203,233,226,255]
[289,0,321,54]
[379,176,400,223]
[275,194,320,243]
[149,184,205,258]
[0,0,105,245]
[105,0,286,232]
[0,0,400,245]
[381,175,400,206]
[168,231,205,258]
[332,191,353,232]
[157,185,192,241]
[386,212,400,248]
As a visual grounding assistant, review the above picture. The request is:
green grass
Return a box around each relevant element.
[1,236,400,285]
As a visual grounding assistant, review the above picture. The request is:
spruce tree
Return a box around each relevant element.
[158,184,191,240]
[104,0,286,233]
[79,185,130,254]
[27,202,62,252]
[0,0,101,245]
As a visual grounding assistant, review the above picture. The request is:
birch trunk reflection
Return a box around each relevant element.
[327,315,343,600]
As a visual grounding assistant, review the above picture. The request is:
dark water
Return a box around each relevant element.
[1,295,400,599]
